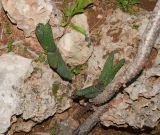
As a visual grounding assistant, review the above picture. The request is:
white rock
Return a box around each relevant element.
[0,53,72,134]
[89,9,160,129]
[1,0,53,37]
[50,9,65,39]
[7,63,71,134]
[57,14,93,66]
[67,8,160,129]
[20,63,71,121]
[101,67,160,128]
[0,53,33,134]
[87,9,140,83]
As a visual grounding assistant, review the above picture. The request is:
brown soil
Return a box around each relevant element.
[139,0,157,11]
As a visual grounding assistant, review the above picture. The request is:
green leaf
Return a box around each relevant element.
[117,0,139,13]
[64,0,93,17]
[7,40,14,52]
[62,0,93,36]
[75,51,125,98]
[113,59,125,74]
[76,83,104,98]
[69,23,86,35]
[98,52,114,84]
[47,52,72,81]
[35,23,57,52]
[36,23,72,81]
[34,53,47,63]
[129,0,139,4]
[99,52,125,86]
[71,64,86,74]
[50,129,56,135]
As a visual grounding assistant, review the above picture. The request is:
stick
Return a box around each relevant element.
[72,104,109,135]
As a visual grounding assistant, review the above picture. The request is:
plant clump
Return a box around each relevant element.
[36,23,72,81]
[75,52,125,98]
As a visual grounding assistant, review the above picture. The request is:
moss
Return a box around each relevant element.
[5,21,13,34]
[34,53,47,63]
[52,82,60,96]
[7,40,14,52]
[132,24,139,30]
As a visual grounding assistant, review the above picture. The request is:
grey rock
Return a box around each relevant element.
[1,0,53,37]
[57,14,93,66]
[86,9,160,129]
[0,53,33,134]
[0,53,72,134]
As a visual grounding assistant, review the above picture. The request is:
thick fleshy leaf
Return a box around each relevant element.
[99,52,125,86]
[113,59,125,74]
[98,52,114,84]
[36,23,72,81]
[36,23,57,52]
[47,52,72,81]
[75,52,125,98]
[76,83,104,98]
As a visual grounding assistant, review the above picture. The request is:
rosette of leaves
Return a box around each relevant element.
[36,23,72,81]
[76,52,125,98]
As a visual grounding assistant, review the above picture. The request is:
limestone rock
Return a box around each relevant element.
[20,63,72,122]
[0,53,33,134]
[87,9,142,80]
[0,53,72,134]
[87,9,160,129]
[86,9,160,88]
[1,0,53,36]
[0,0,2,11]
[9,63,72,133]
[57,14,93,66]
[101,65,160,128]
[7,118,36,135]
[50,6,64,39]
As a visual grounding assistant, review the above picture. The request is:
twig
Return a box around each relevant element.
[73,0,160,134]
[72,104,109,135]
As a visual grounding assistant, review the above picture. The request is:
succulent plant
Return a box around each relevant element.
[36,23,72,81]
[76,52,125,98]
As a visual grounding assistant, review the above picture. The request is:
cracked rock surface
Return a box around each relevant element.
[1,0,53,36]
[0,53,33,134]
[101,65,160,128]
[0,54,72,134]
[87,9,160,129]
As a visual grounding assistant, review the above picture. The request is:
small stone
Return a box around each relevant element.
[57,14,93,66]
[97,14,103,19]
[56,112,69,120]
